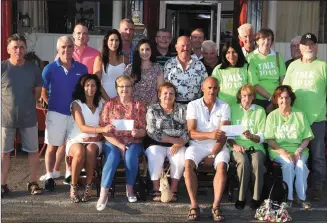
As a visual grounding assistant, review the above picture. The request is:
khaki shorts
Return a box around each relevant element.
[1,125,38,153]
[45,111,73,146]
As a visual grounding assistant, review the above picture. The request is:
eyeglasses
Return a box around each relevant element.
[156,36,171,40]
[117,85,132,88]
[291,44,300,49]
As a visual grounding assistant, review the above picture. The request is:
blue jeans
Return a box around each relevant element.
[101,142,143,188]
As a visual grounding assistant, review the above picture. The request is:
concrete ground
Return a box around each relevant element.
[1,151,327,222]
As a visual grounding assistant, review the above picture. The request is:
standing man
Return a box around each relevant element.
[283,33,326,200]
[238,23,255,58]
[72,23,99,74]
[1,34,43,196]
[190,28,205,60]
[152,28,176,66]
[200,40,220,76]
[164,36,208,104]
[48,23,99,184]
[285,36,302,69]
[41,36,88,191]
[119,18,136,64]
[184,77,230,221]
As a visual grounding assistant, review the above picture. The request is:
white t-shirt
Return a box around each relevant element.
[186,97,230,144]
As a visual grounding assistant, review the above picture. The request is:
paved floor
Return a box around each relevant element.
[1,151,327,222]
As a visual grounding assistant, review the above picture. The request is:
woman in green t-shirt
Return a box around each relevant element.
[212,38,257,106]
[247,28,286,112]
[228,84,266,210]
[264,85,313,210]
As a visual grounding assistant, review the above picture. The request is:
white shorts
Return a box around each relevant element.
[45,111,73,146]
[66,140,102,156]
[185,141,230,169]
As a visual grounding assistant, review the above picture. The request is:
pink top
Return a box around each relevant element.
[54,44,99,74]
[73,44,99,74]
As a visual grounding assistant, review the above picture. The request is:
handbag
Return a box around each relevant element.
[255,180,292,222]
[159,165,173,203]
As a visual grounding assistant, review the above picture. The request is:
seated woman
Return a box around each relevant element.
[145,82,188,202]
[227,84,266,210]
[66,74,111,203]
[96,76,146,211]
[265,85,313,209]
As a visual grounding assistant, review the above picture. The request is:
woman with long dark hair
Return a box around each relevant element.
[212,38,256,106]
[123,39,164,107]
[94,29,126,100]
[66,74,112,203]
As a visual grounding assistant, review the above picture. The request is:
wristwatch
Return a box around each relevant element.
[208,154,216,159]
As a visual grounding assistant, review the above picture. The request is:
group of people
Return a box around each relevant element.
[2,17,326,222]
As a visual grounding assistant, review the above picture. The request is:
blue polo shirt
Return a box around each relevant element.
[42,59,87,115]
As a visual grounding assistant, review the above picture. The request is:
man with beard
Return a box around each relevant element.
[164,36,208,104]
[238,23,255,58]
[283,33,327,200]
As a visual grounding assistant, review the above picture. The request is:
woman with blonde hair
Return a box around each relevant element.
[96,75,146,211]
[228,84,266,210]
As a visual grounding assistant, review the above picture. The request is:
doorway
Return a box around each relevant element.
[160,1,221,51]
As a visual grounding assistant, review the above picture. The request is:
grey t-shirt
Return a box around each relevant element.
[1,60,43,128]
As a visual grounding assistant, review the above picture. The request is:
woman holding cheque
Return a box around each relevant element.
[264,85,312,209]
[96,76,146,211]
[227,84,266,210]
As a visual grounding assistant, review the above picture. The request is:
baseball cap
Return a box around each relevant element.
[300,33,317,44]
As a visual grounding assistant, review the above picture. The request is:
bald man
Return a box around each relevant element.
[164,36,208,104]
[41,36,88,192]
[184,77,230,221]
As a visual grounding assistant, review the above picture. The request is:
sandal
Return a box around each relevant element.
[151,190,161,202]
[81,183,92,202]
[70,184,81,203]
[27,182,42,195]
[187,207,200,221]
[212,206,224,222]
[1,184,10,197]
[171,192,178,202]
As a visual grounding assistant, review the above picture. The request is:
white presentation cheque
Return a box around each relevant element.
[112,119,134,131]
[221,125,244,136]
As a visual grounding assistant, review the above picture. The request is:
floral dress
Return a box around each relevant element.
[123,63,162,107]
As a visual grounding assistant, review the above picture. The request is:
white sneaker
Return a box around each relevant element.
[39,171,60,181]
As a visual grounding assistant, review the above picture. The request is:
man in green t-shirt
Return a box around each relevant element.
[283,33,326,200]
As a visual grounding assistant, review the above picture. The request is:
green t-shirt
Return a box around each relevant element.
[264,107,314,160]
[212,63,257,106]
[283,59,327,124]
[248,50,286,100]
[230,104,266,154]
